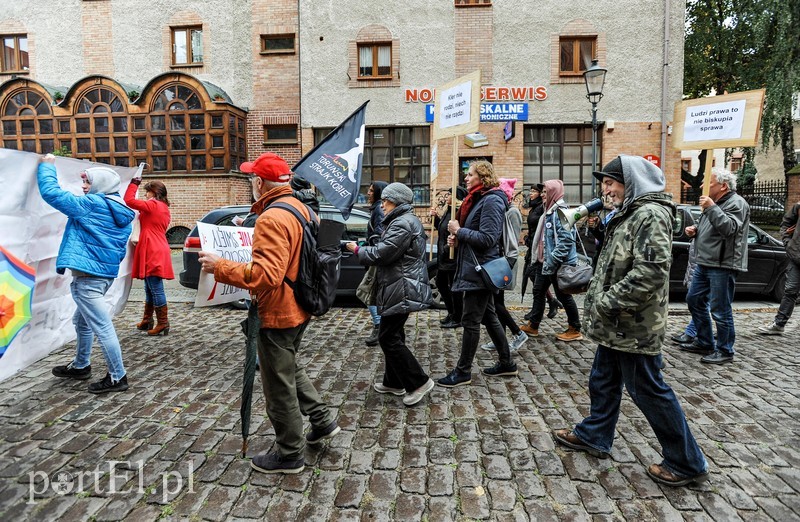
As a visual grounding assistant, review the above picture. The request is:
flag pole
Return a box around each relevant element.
[450,136,458,259]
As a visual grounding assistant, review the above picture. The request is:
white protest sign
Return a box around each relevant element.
[683,99,746,142]
[195,222,252,307]
[432,70,481,141]
[439,82,472,129]
[671,89,765,150]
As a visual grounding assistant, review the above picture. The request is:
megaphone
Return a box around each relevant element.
[557,198,604,230]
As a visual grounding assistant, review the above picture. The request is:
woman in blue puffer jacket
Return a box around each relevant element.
[37,157,135,394]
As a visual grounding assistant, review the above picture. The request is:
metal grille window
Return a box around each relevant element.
[1,89,53,153]
[313,126,430,205]
[523,125,597,203]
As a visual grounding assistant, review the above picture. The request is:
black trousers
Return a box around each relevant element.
[529,265,581,330]
[437,268,463,321]
[457,290,512,374]
[378,313,429,392]
[490,290,521,336]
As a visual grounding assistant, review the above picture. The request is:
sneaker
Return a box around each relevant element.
[480,341,496,351]
[52,363,92,380]
[510,331,529,351]
[520,323,539,336]
[482,361,518,377]
[556,326,583,342]
[403,379,434,406]
[758,322,784,335]
[552,429,609,459]
[250,450,304,474]
[88,373,128,394]
[436,369,472,388]
[306,420,341,445]
[373,382,405,396]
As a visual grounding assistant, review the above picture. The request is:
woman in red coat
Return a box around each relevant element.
[125,179,175,335]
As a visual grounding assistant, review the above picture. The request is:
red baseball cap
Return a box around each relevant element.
[240,153,292,182]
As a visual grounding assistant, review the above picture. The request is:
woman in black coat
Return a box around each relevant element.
[431,186,468,328]
[436,160,517,388]
[345,183,434,407]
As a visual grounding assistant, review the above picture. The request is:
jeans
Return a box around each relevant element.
[368,305,381,326]
[528,264,581,330]
[457,290,511,374]
[378,313,429,391]
[258,321,335,460]
[573,345,708,478]
[437,269,462,321]
[775,260,800,327]
[684,319,697,337]
[71,276,126,382]
[686,265,737,354]
[144,276,167,307]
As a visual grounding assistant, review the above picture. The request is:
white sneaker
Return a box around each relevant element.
[758,322,784,335]
[403,379,434,406]
[510,331,529,351]
[480,341,496,351]
[373,382,405,396]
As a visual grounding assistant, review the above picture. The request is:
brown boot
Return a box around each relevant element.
[136,302,154,331]
[520,322,539,336]
[556,326,583,342]
[147,305,170,336]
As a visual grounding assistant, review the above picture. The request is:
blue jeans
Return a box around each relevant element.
[144,276,167,307]
[368,305,381,326]
[686,265,737,354]
[71,277,126,382]
[573,346,708,478]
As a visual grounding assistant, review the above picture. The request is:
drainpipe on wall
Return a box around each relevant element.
[660,0,670,177]
[297,0,303,156]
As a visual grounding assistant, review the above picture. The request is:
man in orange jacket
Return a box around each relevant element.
[199,153,339,474]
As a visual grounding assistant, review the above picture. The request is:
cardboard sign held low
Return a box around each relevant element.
[195,222,253,307]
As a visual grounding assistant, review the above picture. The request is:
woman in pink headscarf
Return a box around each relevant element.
[522,179,583,342]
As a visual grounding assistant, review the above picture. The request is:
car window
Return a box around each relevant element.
[747,226,759,245]
[673,211,685,236]
[321,212,369,241]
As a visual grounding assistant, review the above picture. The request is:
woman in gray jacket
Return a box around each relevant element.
[345,183,434,407]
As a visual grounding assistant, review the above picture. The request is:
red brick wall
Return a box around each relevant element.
[455,4,492,84]
[81,1,114,76]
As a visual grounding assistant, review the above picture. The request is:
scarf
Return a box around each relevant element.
[535,180,565,263]
[457,183,486,227]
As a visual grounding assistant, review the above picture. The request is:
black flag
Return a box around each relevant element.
[293,101,368,219]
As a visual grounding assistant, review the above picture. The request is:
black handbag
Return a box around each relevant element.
[555,231,594,295]
[469,248,513,292]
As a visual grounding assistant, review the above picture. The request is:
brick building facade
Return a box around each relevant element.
[1,0,685,240]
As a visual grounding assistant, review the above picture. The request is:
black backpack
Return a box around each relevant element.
[270,201,341,316]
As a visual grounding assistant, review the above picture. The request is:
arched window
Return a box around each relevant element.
[1,89,55,153]
[72,86,130,166]
[148,84,206,172]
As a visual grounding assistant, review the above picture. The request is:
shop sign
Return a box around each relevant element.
[406,86,547,103]
[644,154,660,167]
[425,103,529,122]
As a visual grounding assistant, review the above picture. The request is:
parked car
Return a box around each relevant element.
[180,203,442,304]
[578,204,788,301]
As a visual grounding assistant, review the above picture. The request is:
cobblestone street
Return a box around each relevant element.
[0,301,798,521]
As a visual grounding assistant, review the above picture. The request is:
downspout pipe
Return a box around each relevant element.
[660,0,670,176]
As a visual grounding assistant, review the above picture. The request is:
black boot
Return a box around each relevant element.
[365,325,380,346]
[547,299,562,319]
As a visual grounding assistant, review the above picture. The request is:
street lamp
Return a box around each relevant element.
[584,59,607,196]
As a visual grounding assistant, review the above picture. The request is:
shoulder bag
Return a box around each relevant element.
[555,223,594,295]
[469,247,512,293]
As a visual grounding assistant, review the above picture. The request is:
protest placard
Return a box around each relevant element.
[195,222,253,307]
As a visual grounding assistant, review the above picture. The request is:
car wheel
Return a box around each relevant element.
[771,271,786,303]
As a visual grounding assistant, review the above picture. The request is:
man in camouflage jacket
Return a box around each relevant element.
[553,155,709,487]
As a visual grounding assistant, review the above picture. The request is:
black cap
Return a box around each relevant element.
[531,183,544,192]
[592,156,624,184]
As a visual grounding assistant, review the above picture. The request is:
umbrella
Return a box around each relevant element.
[239,301,260,457]
[0,245,36,356]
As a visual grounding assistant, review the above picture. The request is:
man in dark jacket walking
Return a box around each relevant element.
[554,155,708,488]
[678,168,750,365]
[759,200,800,335]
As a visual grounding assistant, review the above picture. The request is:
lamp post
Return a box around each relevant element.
[583,59,607,196]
